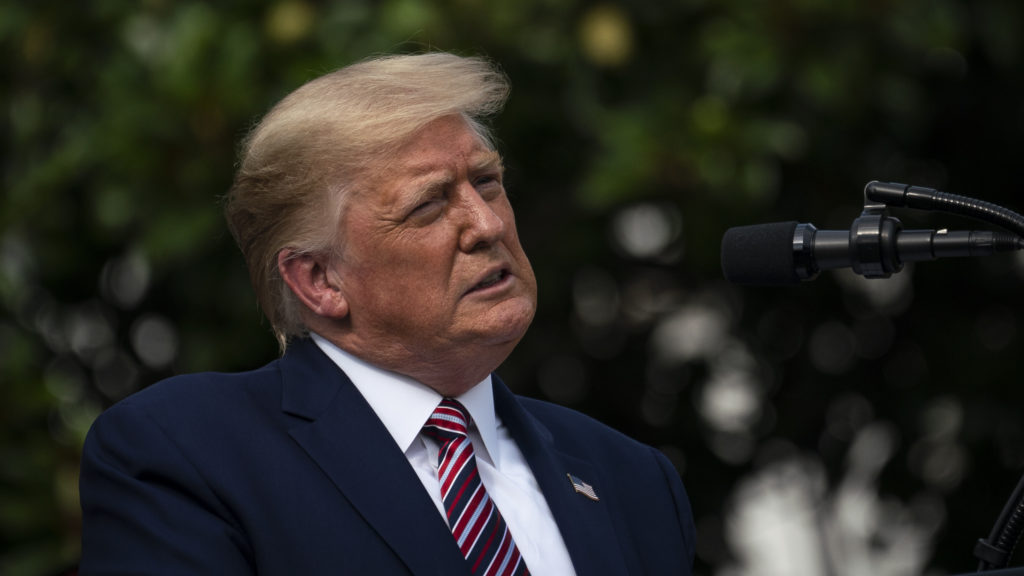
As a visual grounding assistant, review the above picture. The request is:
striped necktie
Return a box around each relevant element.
[422,398,530,576]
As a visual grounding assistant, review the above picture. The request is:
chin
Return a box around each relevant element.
[474,300,535,347]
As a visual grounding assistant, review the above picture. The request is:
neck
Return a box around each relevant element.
[309,330,503,397]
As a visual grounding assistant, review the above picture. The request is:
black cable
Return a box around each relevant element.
[976,473,1024,571]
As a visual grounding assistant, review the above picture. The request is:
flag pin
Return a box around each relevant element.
[567,473,599,501]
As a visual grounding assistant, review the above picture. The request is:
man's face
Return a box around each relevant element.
[331,115,537,390]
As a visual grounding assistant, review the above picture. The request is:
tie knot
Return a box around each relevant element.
[423,398,470,441]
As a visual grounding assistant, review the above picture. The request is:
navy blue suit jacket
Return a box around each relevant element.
[79,338,695,574]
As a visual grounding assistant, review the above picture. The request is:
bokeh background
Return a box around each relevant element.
[3,0,1024,574]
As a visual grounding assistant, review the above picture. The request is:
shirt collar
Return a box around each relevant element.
[310,333,500,463]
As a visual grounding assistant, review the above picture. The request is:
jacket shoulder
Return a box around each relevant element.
[117,358,281,411]
[516,396,636,440]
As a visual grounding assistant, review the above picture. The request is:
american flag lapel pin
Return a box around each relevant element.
[567,473,600,501]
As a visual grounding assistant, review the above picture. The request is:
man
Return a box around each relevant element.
[79,52,695,575]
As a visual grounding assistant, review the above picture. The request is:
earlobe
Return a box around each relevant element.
[277,249,350,319]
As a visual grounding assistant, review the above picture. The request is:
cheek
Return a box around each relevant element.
[353,272,444,334]
[363,254,452,314]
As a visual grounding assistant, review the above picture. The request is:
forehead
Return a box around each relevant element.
[349,116,502,208]
[392,116,499,173]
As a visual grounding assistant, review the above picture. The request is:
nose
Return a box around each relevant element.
[457,187,506,253]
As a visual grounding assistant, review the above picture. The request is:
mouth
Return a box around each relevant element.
[467,268,511,294]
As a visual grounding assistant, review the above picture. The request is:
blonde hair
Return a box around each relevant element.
[224,52,510,351]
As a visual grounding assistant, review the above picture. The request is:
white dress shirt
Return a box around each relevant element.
[311,334,576,576]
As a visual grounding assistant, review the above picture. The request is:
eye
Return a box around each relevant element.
[404,191,448,225]
[474,172,501,186]
[408,198,443,220]
[474,173,504,198]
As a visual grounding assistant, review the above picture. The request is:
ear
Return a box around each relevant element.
[277,249,350,320]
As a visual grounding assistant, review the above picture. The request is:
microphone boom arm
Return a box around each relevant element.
[799,181,1024,281]
[865,181,1024,238]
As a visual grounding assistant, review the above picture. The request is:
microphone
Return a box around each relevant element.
[721,220,1023,285]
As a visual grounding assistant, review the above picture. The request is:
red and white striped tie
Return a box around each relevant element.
[423,398,530,576]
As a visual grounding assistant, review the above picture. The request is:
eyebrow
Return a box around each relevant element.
[404,150,504,196]
[404,149,503,179]
[469,150,504,173]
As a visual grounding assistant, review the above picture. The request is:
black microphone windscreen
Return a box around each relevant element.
[721,221,801,285]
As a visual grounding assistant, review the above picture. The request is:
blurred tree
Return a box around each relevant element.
[2,0,1023,574]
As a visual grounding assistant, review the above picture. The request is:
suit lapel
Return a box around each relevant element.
[278,339,469,576]
[493,378,630,576]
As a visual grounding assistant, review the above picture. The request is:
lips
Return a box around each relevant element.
[468,268,510,293]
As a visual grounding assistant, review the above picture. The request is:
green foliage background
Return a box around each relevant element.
[3,0,1023,574]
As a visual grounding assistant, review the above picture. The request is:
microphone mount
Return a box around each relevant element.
[794,181,1024,282]
[865,181,1024,237]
